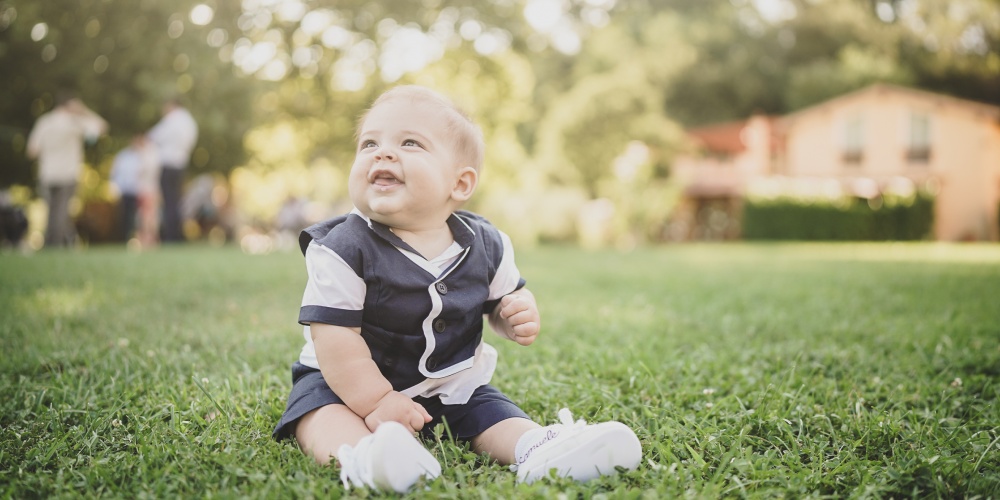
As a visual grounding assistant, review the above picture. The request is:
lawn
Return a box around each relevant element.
[1,243,998,498]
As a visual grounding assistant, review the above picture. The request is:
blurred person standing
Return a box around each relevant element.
[26,90,108,248]
[110,135,141,241]
[110,135,160,245]
[147,97,198,243]
[133,136,162,248]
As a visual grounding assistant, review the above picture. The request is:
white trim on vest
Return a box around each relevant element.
[418,246,473,378]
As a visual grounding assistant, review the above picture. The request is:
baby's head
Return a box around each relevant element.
[349,85,485,229]
[359,86,484,171]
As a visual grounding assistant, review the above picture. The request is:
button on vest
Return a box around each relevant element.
[435,282,448,295]
[433,318,446,333]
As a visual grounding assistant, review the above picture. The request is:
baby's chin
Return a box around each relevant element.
[356,204,405,227]
[350,193,395,219]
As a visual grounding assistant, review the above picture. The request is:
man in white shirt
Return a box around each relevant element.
[147,97,198,242]
[26,90,108,248]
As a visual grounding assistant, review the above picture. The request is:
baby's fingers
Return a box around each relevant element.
[412,401,433,423]
[499,295,530,320]
[505,308,539,328]
[406,404,433,433]
[407,413,425,433]
[511,322,539,346]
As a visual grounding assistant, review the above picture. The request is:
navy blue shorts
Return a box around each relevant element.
[273,362,530,442]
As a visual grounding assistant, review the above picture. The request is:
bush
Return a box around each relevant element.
[742,193,934,241]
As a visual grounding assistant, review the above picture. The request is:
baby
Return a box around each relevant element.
[273,85,641,492]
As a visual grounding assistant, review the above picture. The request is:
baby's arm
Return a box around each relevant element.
[488,287,541,346]
[310,323,432,433]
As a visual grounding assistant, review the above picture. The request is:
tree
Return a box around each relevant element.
[890,0,1000,103]
[5,0,996,243]
[0,0,261,189]
[660,0,1000,126]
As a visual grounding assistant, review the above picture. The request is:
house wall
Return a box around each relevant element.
[781,87,1000,241]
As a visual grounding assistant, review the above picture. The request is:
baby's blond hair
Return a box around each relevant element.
[359,85,485,171]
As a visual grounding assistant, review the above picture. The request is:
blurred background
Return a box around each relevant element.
[1,0,998,252]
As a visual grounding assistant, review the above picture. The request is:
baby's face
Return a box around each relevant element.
[349,98,464,230]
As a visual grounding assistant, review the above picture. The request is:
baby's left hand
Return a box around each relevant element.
[497,292,540,346]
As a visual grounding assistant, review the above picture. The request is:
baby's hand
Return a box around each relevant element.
[364,391,432,434]
[498,293,540,346]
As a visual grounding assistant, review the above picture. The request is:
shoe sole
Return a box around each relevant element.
[518,421,641,484]
[368,422,442,493]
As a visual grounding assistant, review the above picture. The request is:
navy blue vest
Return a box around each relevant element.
[298,211,524,390]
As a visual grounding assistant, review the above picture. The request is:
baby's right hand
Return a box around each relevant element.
[364,391,432,434]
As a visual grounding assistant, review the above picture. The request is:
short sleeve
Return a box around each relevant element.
[298,241,366,327]
[487,229,524,302]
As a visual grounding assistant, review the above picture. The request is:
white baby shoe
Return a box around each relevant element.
[512,408,642,483]
[337,421,442,493]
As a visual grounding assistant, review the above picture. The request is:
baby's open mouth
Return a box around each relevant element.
[371,170,401,187]
[371,170,403,189]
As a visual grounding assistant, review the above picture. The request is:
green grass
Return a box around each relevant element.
[1,243,998,498]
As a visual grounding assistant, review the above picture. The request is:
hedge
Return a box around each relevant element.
[742,193,934,241]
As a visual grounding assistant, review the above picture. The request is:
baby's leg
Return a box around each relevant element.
[295,404,370,465]
[471,417,541,464]
[297,403,442,492]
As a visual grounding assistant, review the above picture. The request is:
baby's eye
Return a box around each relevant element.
[402,139,421,147]
[360,139,377,149]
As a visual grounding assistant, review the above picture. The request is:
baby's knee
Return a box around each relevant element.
[294,404,371,464]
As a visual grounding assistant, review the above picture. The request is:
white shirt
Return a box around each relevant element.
[148,107,198,169]
[110,144,160,196]
[26,108,106,185]
[110,148,142,195]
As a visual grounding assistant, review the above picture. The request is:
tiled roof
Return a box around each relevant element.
[686,120,749,155]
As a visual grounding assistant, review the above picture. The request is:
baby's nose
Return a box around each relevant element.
[375,146,396,161]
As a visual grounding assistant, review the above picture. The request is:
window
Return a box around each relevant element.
[841,114,865,165]
[907,112,932,163]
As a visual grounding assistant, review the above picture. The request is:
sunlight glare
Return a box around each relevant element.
[277,0,306,22]
[379,26,444,82]
[207,28,228,47]
[958,25,988,55]
[291,46,313,67]
[523,0,580,54]
[241,232,274,255]
[40,44,56,62]
[236,41,278,74]
[300,9,335,36]
[190,4,214,26]
[524,0,563,33]
[582,7,610,28]
[459,19,482,40]
[875,1,895,23]
[30,22,48,41]
[752,0,796,23]
[332,59,367,91]
[474,32,500,55]
[321,25,353,49]
[261,59,288,81]
[551,23,581,54]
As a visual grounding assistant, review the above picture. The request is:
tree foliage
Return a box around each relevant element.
[2,0,997,243]
[662,0,999,125]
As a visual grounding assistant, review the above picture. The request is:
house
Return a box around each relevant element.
[672,84,1000,241]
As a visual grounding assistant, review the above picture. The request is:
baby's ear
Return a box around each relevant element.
[451,166,478,202]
